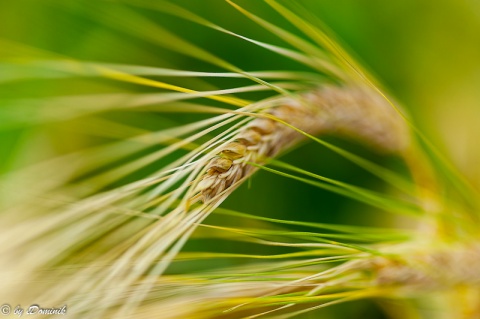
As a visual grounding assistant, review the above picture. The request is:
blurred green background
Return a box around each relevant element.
[1,0,479,194]
[2,0,479,181]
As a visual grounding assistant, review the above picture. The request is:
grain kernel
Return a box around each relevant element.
[247,118,276,134]
[206,157,233,173]
[221,142,246,159]
[236,130,262,146]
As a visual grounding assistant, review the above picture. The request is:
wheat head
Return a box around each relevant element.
[1,1,479,319]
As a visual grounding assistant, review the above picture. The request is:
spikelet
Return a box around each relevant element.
[197,84,409,202]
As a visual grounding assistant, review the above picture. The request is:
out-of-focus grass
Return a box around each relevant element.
[2,0,479,193]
